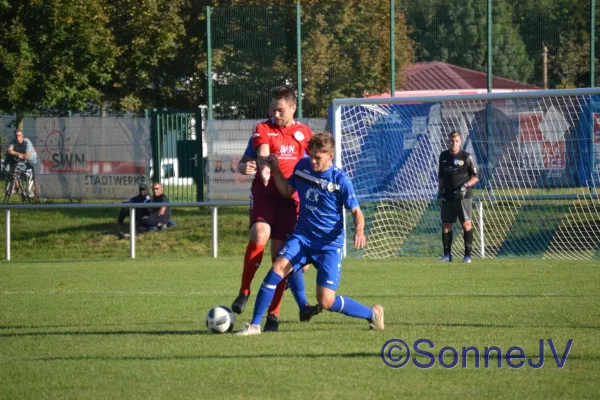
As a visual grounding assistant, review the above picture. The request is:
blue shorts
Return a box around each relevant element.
[278,235,342,290]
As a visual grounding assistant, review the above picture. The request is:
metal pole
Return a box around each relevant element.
[296,1,303,118]
[207,6,213,121]
[477,200,485,259]
[212,207,218,258]
[486,0,494,197]
[390,0,396,97]
[543,46,548,90]
[592,0,596,87]
[332,104,347,257]
[129,208,135,259]
[5,209,10,261]
[487,0,492,93]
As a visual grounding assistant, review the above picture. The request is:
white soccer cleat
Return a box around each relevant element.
[235,323,261,336]
[370,305,385,331]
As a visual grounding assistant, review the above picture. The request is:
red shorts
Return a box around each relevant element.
[250,189,299,241]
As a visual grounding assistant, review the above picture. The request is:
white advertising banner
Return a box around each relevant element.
[21,117,151,200]
[205,118,326,201]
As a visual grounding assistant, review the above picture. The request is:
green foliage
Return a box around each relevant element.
[0,0,597,116]
[0,0,118,115]
[406,0,533,83]
[300,0,414,116]
[103,0,188,112]
[510,0,593,87]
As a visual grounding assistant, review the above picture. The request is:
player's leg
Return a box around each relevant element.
[458,198,474,263]
[236,237,305,336]
[313,248,384,331]
[232,191,274,314]
[117,208,128,224]
[266,241,313,322]
[263,237,286,331]
[439,199,455,262]
[263,197,302,330]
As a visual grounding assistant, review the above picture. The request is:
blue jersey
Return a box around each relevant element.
[243,137,256,159]
[287,157,359,248]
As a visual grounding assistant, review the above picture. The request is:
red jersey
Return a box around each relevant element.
[251,118,314,198]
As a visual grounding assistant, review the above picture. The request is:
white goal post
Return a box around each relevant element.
[332,88,600,261]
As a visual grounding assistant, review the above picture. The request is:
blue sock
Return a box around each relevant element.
[251,270,283,325]
[328,296,373,320]
[286,269,308,311]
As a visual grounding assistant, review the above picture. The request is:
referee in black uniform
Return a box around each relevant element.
[437,131,480,263]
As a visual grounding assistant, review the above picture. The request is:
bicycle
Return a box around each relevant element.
[2,161,36,204]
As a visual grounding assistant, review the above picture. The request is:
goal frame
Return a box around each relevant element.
[331,87,600,259]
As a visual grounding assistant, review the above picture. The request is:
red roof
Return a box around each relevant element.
[398,61,539,92]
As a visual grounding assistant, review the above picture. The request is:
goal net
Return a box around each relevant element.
[333,88,600,260]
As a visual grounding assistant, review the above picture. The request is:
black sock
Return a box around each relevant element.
[442,231,452,255]
[464,229,474,257]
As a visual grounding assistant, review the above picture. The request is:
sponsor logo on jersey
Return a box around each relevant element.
[327,182,337,192]
[294,131,305,141]
[306,187,319,203]
[279,144,296,159]
[454,159,464,166]
[268,133,278,136]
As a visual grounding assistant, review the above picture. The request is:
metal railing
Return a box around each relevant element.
[0,201,248,261]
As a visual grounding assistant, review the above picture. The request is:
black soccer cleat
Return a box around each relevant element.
[299,304,323,322]
[263,313,279,332]
[231,294,249,314]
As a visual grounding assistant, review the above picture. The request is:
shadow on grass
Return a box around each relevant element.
[0,329,209,338]
[20,352,600,363]
[10,222,119,240]
[26,352,380,362]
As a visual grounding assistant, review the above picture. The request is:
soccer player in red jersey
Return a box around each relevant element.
[231,85,320,331]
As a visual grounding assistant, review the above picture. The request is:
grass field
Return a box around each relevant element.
[1,257,599,399]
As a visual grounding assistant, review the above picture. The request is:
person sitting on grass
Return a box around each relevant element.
[135,182,174,235]
[117,184,151,239]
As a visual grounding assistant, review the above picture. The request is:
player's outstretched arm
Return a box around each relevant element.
[237,155,257,175]
[256,144,271,186]
[351,207,366,249]
[266,154,295,198]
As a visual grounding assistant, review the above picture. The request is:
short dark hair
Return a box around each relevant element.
[139,184,148,191]
[270,85,297,105]
[449,131,461,140]
[308,132,335,154]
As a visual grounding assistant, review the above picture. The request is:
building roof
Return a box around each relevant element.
[404,61,539,91]
[370,62,539,97]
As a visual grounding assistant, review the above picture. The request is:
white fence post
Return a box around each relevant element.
[212,207,218,258]
[129,207,135,259]
[477,200,485,259]
[5,209,10,261]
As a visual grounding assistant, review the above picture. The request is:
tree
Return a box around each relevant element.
[406,0,533,84]
[0,0,117,116]
[210,0,415,118]
[511,0,593,87]
[103,0,188,112]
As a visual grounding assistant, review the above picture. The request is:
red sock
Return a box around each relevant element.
[268,279,287,317]
[239,241,265,296]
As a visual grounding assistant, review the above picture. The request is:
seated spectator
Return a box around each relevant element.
[136,182,172,234]
[117,184,151,239]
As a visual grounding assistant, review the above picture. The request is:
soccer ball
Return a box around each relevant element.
[206,305,236,334]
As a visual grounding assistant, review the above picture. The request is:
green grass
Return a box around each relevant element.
[1,258,599,399]
[0,206,254,261]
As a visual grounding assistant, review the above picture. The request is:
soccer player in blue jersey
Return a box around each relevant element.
[236,132,384,336]
[234,134,318,327]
